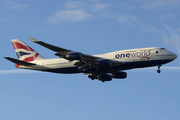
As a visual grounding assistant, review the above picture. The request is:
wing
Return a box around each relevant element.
[29,37,99,62]
[29,37,98,62]
[29,37,125,72]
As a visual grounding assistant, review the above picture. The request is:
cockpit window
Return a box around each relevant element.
[161,48,166,50]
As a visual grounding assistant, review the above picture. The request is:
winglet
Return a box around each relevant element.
[29,37,39,43]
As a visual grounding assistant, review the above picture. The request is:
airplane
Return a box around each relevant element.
[4,37,177,82]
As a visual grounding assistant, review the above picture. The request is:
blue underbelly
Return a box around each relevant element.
[43,59,173,74]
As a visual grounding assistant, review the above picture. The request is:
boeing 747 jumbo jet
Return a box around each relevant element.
[4,37,177,82]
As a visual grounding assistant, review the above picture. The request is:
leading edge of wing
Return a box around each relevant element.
[29,37,71,54]
[29,37,99,62]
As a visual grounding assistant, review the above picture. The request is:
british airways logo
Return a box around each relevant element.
[115,50,150,59]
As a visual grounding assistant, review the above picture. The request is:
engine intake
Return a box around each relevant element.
[112,72,127,79]
[66,52,83,60]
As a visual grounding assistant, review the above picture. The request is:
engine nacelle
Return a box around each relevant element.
[98,75,112,81]
[66,52,83,60]
[112,72,127,79]
[96,60,111,67]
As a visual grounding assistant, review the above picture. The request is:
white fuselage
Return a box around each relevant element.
[17,47,177,73]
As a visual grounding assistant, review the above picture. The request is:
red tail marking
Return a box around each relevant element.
[12,42,34,51]
[15,64,19,68]
[23,53,39,62]
[15,53,39,68]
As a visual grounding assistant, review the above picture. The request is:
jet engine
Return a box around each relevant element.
[96,60,112,67]
[98,75,112,82]
[112,72,127,79]
[66,52,83,60]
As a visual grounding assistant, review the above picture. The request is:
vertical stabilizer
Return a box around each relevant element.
[11,39,45,62]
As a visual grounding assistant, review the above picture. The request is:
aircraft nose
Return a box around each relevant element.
[173,53,178,60]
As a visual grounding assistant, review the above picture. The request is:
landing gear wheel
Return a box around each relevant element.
[157,65,161,73]
[88,73,97,80]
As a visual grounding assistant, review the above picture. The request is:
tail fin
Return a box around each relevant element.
[11,39,45,62]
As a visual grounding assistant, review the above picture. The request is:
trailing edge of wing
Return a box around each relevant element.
[4,57,36,66]
[111,60,126,66]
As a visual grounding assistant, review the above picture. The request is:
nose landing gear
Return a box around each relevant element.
[157,65,161,73]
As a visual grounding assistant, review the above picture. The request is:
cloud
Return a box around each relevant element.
[138,23,163,34]
[0,69,38,74]
[178,28,180,34]
[130,67,180,73]
[108,14,163,35]
[64,1,110,11]
[93,3,110,11]
[48,10,93,23]
[1,67,179,75]
[140,0,180,9]
[47,2,111,23]
[162,24,180,55]
[64,1,88,9]
[106,14,138,25]
[117,15,137,24]
[5,1,28,9]
[160,14,175,21]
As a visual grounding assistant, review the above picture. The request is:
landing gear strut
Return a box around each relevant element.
[157,65,161,73]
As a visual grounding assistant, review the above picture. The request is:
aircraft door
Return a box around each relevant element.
[149,50,154,60]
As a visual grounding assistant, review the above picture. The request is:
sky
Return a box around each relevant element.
[0,0,180,120]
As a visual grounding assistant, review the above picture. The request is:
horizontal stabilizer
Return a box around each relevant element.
[4,57,36,66]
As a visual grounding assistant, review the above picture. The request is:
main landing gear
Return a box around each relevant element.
[157,65,161,73]
[88,73,98,80]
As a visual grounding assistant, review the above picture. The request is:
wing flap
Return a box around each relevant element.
[111,60,126,66]
[82,54,98,62]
